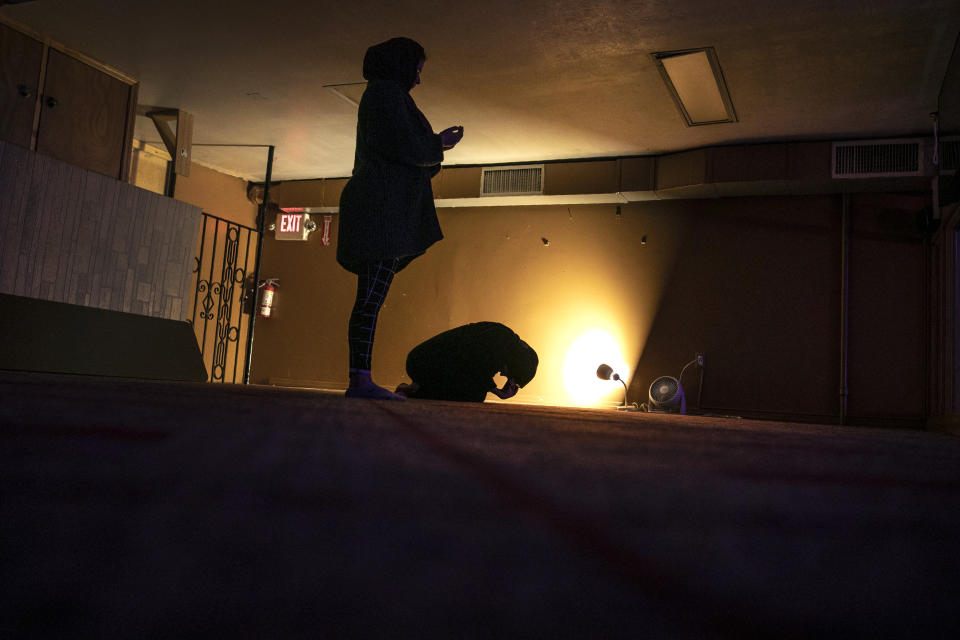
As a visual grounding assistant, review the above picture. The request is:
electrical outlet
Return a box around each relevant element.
[696,352,704,367]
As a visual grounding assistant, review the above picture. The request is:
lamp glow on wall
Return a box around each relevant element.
[562,328,630,406]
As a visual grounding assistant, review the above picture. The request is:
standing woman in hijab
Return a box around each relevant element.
[338,37,464,399]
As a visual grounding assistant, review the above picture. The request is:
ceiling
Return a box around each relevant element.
[3,0,959,181]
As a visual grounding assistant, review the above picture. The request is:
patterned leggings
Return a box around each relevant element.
[348,258,400,372]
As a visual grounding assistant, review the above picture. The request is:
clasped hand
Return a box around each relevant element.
[440,125,464,151]
[490,378,519,400]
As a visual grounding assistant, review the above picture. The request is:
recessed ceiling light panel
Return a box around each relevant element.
[652,47,737,126]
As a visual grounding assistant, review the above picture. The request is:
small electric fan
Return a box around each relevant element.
[648,375,686,414]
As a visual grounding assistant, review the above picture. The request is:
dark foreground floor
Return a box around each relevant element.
[2,372,960,639]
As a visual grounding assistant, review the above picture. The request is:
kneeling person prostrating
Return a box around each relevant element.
[395,322,538,402]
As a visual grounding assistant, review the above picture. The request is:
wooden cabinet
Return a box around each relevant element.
[0,20,136,180]
[37,50,133,178]
[0,22,43,148]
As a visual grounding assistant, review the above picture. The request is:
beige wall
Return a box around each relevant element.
[174,163,258,227]
[130,140,169,195]
[130,140,259,227]
[249,202,684,406]
[249,191,929,425]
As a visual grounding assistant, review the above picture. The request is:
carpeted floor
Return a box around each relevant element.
[2,371,959,638]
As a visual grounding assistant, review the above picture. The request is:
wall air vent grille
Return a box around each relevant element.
[481,165,544,196]
[832,139,923,178]
[939,137,959,172]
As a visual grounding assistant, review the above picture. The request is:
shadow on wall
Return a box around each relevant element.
[630,196,842,420]
[631,193,927,426]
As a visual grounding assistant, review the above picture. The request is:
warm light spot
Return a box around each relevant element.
[562,329,629,406]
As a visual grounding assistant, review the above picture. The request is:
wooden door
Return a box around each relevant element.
[0,23,43,148]
[36,49,132,179]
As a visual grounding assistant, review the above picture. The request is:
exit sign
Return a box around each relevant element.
[275,212,308,241]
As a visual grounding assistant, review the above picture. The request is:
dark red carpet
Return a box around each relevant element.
[2,372,959,638]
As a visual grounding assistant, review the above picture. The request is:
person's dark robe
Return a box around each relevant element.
[337,40,444,275]
[405,322,537,402]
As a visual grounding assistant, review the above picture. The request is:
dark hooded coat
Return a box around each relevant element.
[404,322,539,402]
[337,38,444,274]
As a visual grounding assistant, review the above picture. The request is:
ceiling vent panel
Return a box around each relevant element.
[832,138,924,178]
[481,165,544,196]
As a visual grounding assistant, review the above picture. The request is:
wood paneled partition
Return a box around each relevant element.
[929,201,960,431]
[0,140,201,321]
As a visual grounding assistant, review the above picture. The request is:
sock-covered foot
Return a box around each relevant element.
[346,370,406,401]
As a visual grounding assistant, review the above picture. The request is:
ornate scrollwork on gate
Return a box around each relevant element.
[190,215,258,383]
[211,226,242,382]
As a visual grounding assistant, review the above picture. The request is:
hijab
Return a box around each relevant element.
[362,37,426,92]
[508,340,539,388]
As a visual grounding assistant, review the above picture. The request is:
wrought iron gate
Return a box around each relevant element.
[188,212,259,383]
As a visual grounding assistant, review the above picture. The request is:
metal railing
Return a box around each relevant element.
[189,213,259,383]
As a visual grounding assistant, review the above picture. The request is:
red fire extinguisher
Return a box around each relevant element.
[258,279,279,318]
